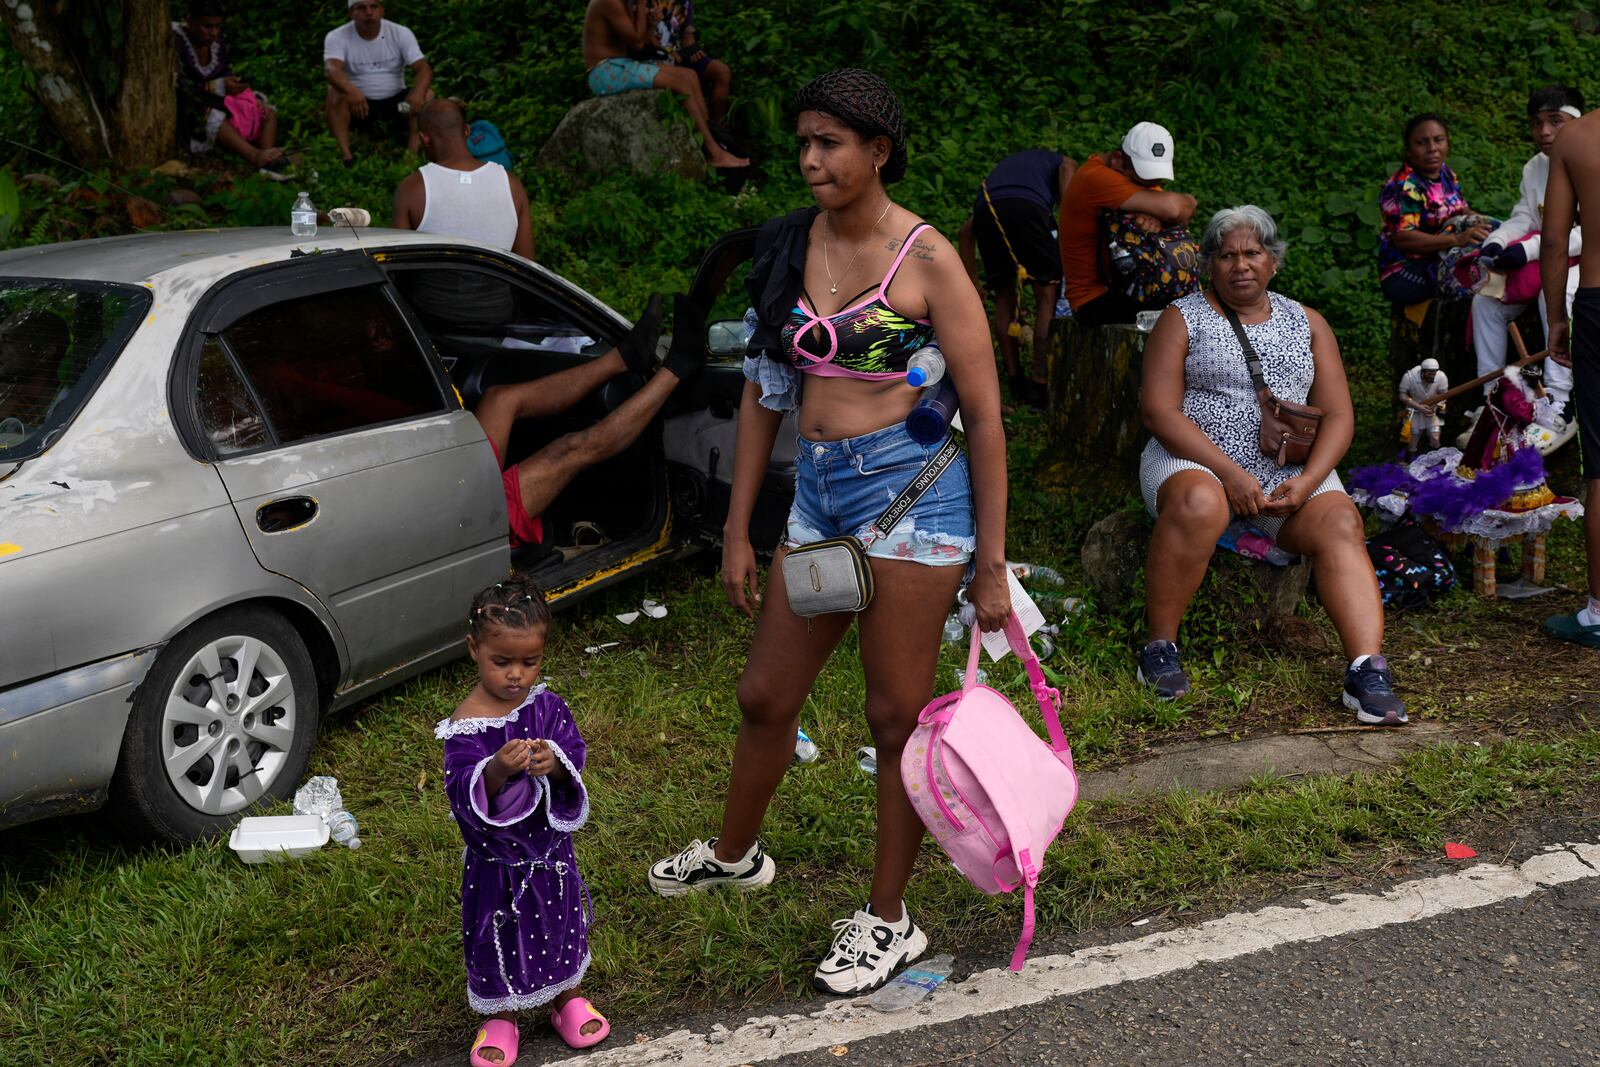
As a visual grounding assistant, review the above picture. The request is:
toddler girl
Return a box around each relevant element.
[435,577,608,1063]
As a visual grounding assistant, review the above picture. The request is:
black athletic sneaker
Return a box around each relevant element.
[1343,655,1408,725]
[661,295,708,381]
[813,903,929,995]
[619,293,665,374]
[1137,640,1190,701]
[647,837,775,897]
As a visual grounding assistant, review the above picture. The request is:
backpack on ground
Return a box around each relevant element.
[468,119,514,169]
[1366,516,1456,609]
[902,616,1079,971]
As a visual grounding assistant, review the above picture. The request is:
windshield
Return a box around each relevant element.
[0,278,151,462]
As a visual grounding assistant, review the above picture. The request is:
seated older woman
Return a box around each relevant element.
[1136,205,1407,726]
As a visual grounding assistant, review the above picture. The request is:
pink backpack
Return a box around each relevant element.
[903,616,1078,970]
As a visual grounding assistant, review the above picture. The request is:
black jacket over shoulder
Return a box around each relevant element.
[745,206,820,357]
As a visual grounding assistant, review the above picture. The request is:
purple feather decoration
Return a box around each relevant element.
[1348,463,1417,499]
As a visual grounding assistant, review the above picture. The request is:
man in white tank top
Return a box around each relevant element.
[393,98,534,258]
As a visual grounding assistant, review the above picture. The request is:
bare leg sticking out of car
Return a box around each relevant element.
[471,296,706,543]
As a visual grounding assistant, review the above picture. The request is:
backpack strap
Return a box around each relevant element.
[1009,848,1040,971]
[1000,615,1071,759]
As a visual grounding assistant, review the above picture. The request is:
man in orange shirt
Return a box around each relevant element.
[1059,122,1197,326]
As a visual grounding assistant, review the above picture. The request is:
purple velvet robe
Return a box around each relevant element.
[436,685,591,1014]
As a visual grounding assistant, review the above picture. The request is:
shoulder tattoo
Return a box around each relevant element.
[884,236,937,261]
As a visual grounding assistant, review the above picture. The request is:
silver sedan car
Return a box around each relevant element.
[0,227,791,841]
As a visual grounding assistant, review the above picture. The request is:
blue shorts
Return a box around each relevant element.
[587,57,661,96]
[784,422,975,566]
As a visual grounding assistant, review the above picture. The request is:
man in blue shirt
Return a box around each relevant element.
[958,150,1076,406]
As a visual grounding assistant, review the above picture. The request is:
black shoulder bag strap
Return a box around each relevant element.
[865,435,962,544]
[1218,299,1273,400]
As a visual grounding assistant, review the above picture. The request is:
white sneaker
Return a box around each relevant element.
[812,903,928,995]
[647,837,775,897]
[1524,417,1578,456]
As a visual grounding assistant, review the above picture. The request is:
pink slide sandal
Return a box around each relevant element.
[550,996,611,1049]
[469,1018,519,1067]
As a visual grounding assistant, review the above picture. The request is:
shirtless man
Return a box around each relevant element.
[1539,107,1600,648]
[582,0,748,169]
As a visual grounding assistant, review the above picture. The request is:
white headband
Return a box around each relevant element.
[1561,105,1583,119]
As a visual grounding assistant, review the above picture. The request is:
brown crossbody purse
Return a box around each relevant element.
[1219,300,1323,468]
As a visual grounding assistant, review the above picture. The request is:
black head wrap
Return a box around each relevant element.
[794,68,907,183]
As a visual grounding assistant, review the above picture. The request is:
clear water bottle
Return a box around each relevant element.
[856,746,877,776]
[955,666,988,687]
[794,727,819,764]
[865,954,955,1012]
[1010,562,1065,587]
[941,613,965,643]
[742,306,759,343]
[905,346,946,388]
[1108,239,1135,276]
[326,809,361,850]
[291,191,317,237]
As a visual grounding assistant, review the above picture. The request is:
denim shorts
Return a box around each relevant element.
[783,422,975,566]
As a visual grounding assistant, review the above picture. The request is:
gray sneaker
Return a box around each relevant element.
[1137,640,1190,701]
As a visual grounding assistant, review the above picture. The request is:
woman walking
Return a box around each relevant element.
[647,69,1011,995]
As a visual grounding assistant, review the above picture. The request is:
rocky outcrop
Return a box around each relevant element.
[537,90,706,180]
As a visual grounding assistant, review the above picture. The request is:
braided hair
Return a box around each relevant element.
[794,68,907,183]
[467,575,552,638]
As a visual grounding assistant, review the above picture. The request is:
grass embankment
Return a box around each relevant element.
[3,410,1597,1065]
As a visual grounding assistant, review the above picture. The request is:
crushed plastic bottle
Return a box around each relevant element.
[941,613,965,643]
[955,666,989,687]
[326,809,361,850]
[1061,596,1087,616]
[1032,633,1057,661]
[866,954,955,1012]
[293,775,343,819]
[794,728,819,764]
[1008,562,1065,587]
[857,746,877,776]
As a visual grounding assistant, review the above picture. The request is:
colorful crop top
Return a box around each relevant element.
[780,222,937,379]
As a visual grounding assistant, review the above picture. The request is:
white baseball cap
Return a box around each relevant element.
[1122,122,1175,182]
[1421,358,1440,371]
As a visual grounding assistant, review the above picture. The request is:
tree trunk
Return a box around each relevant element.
[1037,317,1150,490]
[0,0,112,166]
[113,0,176,169]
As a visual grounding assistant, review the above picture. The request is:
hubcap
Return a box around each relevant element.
[160,634,297,816]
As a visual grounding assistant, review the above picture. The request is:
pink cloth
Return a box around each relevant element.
[224,90,263,142]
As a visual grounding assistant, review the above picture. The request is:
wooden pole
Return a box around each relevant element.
[1423,323,1547,407]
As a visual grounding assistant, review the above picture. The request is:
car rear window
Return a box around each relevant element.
[0,278,151,462]
[213,284,447,449]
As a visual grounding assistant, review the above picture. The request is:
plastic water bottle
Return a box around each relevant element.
[794,728,819,764]
[905,346,946,388]
[1056,296,1072,319]
[941,613,965,644]
[955,666,988,687]
[742,307,759,343]
[1108,239,1135,276]
[866,954,955,1012]
[857,746,877,776]
[291,191,317,237]
[905,378,960,444]
[326,809,361,850]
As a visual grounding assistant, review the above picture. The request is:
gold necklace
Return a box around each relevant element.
[823,198,894,296]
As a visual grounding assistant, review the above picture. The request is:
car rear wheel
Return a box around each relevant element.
[112,606,319,842]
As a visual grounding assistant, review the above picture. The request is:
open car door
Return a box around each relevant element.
[661,228,798,552]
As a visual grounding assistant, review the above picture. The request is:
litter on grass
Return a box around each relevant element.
[229,815,328,863]
[641,599,668,619]
[584,642,621,654]
[1445,842,1478,859]
[615,611,642,625]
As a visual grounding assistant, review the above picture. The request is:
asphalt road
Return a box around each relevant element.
[765,871,1600,1067]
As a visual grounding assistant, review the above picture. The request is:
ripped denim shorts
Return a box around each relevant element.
[783,422,975,566]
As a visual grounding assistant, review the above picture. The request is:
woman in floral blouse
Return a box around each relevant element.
[1378,114,1492,304]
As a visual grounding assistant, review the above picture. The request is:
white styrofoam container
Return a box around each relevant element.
[228,815,329,863]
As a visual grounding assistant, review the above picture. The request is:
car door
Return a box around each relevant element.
[178,255,508,685]
[664,228,797,550]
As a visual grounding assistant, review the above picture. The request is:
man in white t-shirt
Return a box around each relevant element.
[1399,358,1449,455]
[323,0,432,163]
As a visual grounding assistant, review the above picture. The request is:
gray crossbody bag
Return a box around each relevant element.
[781,435,963,617]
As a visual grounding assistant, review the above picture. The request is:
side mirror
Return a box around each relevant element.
[706,320,746,359]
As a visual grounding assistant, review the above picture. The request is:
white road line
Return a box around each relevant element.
[553,842,1600,1066]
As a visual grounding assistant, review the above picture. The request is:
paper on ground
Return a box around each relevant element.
[980,568,1045,662]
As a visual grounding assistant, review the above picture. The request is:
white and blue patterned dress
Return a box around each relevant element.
[1139,290,1346,539]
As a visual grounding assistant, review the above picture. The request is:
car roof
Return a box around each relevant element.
[0,227,521,286]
